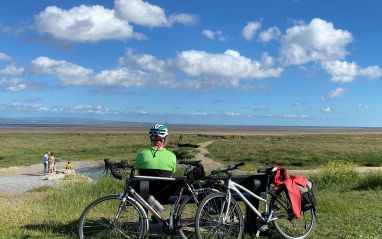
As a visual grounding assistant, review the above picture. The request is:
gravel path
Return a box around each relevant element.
[0,161,103,194]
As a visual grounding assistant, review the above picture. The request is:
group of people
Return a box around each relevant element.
[42,152,73,175]
[42,152,56,175]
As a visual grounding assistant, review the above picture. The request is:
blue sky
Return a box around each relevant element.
[1,0,382,126]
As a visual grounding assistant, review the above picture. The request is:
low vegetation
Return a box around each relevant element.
[206,134,382,168]
[0,132,212,167]
[1,162,382,238]
[2,132,382,238]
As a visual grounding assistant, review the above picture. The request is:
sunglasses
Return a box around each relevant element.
[150,136,163,141]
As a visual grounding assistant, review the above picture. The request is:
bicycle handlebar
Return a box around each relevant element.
[211,162,245,175]
[178,160,202,166]
[104,158,134,180]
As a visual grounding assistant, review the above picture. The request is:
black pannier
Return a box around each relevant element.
[186,164,206,182]
[299,181,317,211]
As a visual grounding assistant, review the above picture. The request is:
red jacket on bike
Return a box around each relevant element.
[273,166,308,219]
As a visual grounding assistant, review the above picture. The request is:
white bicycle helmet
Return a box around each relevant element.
[149,124,169,139]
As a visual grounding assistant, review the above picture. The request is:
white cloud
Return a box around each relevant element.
[115,0,167,27]
[0,64,25,77]
[202,29,227,41]
[328,87,347,98]
[176,49,283,80]
[34,5,138,42]
[242,21,261,41]
[0,78,27,91]
[322,60,382,83]
[0,52,12,61]
[281,18,352,65]
[259,26,281,42]
[115,0,197,27]
[119,49,283,89]
[93,68,149,87]
[168,13,198,26]
[321,106,333,113]
[30,56,93,85]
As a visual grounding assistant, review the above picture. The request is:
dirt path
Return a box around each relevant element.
[0,161,103,194]
[0,160,103,176]
[194,140,224,172]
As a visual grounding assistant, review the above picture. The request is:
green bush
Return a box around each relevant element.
[311,160,359,190]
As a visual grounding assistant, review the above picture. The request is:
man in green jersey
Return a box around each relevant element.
[135,124,176,177]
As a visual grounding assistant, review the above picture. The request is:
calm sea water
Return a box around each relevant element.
[1,121,382,133]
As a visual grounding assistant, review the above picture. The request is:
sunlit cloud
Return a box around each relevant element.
[242,21,261,41]
[202,29,228,41]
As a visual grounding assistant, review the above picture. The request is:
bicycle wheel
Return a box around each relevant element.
[78,194,148,239]
[195,192,244,239]
[270,188,316,239]
[177,188,219,239]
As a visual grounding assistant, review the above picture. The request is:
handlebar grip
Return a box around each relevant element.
[236,162,245,168]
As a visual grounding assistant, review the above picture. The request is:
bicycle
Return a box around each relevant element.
[78,159,220,239]
[194,163,316,239]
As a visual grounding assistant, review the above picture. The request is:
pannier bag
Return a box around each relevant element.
[298,181,317,211]
[186,164,206,182]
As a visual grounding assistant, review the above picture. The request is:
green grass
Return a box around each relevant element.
[1,171,382,238]
[206,134,382,169]
[0,132,214,167]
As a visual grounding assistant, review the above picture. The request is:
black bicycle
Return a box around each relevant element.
[78,159,220,239]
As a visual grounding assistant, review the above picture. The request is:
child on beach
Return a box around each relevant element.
[66,161,72,170]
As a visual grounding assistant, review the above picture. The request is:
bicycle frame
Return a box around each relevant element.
[120,174,202,231]
[225,178,274,223]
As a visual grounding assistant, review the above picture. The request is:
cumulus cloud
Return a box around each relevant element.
[0,52,12,61]
[202,29,227,41]
[322,60,382,83]
[115,0,197,27]
[327,87,347,98]
[29,48,283,90]
[281,18,352,65]
[242,21,261,41]
[259,26,281,42]
[30,56,93,85]
[93,68,150,87]
[34,5,139,42]
[176,49,283,80]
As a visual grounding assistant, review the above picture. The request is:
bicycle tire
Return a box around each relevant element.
[195,192,244,239]
[78,194,148,239]
[176,188,219,239]
[270,187,316,239]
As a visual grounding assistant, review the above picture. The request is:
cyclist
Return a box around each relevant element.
[135,124,176,177]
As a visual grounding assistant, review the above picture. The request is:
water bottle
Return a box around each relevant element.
[147,195,164,212]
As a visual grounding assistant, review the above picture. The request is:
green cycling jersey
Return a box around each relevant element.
[135,148,176,173]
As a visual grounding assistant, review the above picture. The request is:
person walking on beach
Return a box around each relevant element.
[48,152,56,173]
[42,153,49,175]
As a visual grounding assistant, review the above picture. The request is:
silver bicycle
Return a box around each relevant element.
[194,163,316,239]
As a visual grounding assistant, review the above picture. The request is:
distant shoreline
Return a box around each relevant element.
[1,122,382,135]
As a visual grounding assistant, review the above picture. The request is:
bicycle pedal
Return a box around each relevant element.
[259,224,269,232]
